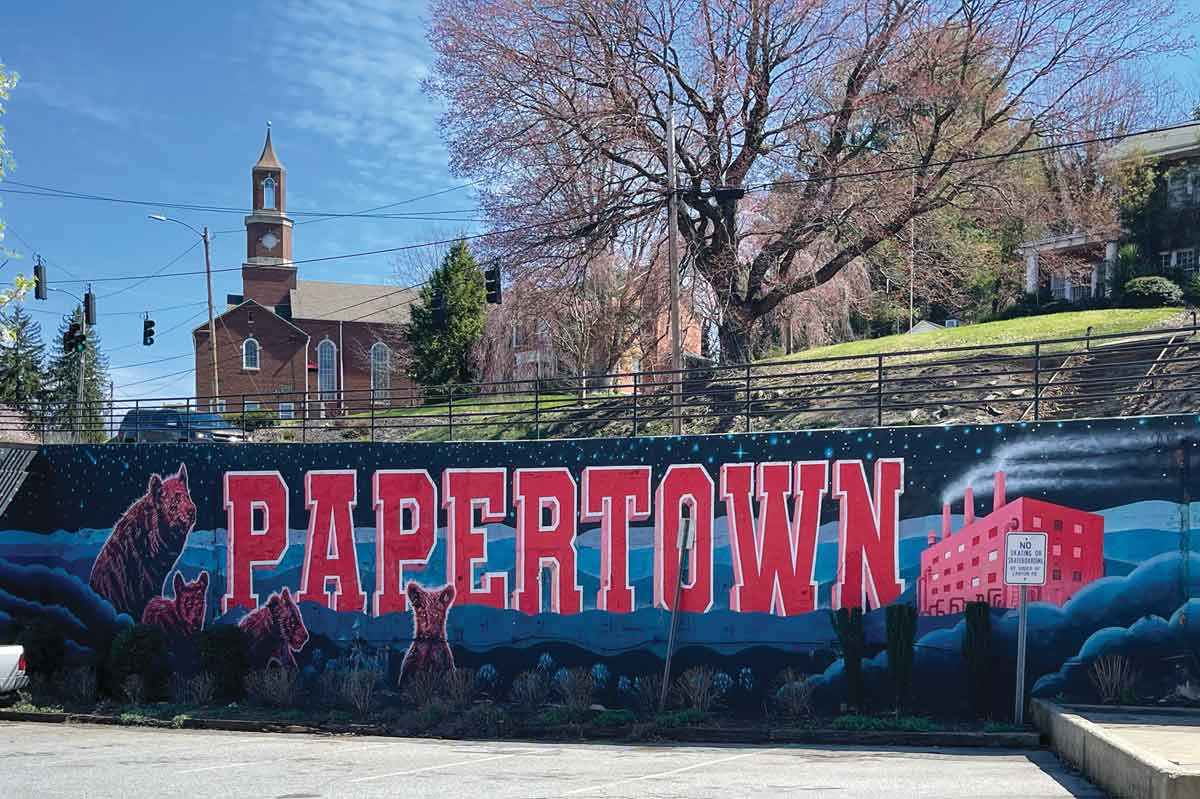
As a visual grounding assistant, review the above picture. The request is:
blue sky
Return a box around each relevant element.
[1,0,470,400]
[1,1,1198,403]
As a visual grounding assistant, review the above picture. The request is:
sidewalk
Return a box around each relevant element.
[1032,700,1200,799]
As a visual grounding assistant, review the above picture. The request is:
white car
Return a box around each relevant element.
[0,645,29,693]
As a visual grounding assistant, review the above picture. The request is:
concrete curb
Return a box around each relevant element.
[1030,699,1200,799]
[0,710,1039,748]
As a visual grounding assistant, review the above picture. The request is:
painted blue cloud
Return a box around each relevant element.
[809,552,1200,714]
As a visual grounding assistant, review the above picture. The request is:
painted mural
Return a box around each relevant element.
[0,414,1197,715]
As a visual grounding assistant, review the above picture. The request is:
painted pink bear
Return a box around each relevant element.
[141,571,209,637]
[400,582,456,686]
[90,464,197,620]
[238,587,310,669]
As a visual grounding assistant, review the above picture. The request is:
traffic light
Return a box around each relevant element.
[64,323,86,354]
[83,290,96,326]
[33,259,47,301]
[484,265,502,305]
[143,317,156,346]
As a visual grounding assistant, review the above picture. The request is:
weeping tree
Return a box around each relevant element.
[427,0,1191,362]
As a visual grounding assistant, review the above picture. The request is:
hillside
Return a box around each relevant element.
[256,308,1193,444]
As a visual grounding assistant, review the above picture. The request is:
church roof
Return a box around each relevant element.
[255,127,284,170]
[289,280,418,324]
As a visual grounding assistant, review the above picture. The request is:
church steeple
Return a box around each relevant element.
[245,123,293,265]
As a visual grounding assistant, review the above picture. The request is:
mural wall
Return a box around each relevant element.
[1,415,1197,713]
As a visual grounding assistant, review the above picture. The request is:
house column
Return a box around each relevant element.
[1097,240,1117,296]
[1025,250,1039,294]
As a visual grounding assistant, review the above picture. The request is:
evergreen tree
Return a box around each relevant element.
[45,307,109,442]
[0,303,45,408]
[403,241,487,391]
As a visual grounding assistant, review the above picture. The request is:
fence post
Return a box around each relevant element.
[370,398,376,443]
[876,353,884,427]
[1033,342,1041,421]
[447,387,454,441]
[534,377,541,440]
[744,362,752,433]
[1086,325,1093,352]
[632,372,639,437]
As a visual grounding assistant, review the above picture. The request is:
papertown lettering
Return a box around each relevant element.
[221,459,906,616]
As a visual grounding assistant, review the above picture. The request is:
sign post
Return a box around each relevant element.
[1004,531,1047,725]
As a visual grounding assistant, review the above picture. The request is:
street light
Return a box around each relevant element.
[148,213,219,405]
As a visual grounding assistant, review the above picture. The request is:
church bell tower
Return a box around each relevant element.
[245,124,293,264]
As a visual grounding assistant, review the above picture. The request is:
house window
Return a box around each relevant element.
[971,556,980,567]
[1073,523,1084,534]
[988,527,998,538]
[317,339,337,400]
[943,568,951,576]
[1053,519,1063,531]
[1052,544,1062,556]
[242,337,260,370]
[987,573,997,584]
[278,402,294,420]
[944,552,951,561]
[956,581,964,590]
[244,401,260,412]
[957,563,964,572]
[370,342,391,400]
[1161,252,1174,271]
[1072,546,1082,559]
[957,543,965,553]
[988,550,998,562]
[932,572,940,581]
[971,536,980,546]
[1072,570,1082,582]
[1178,249,1197,274]
[971,577,980,588]
[1052,568,1062,580]
[1032,515,1042,529]
[210,399,226,414]
[263,176,277,209]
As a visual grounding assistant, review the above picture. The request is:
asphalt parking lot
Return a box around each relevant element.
[0,721,1105,798]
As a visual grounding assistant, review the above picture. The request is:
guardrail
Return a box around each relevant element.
[3,319,1199,445]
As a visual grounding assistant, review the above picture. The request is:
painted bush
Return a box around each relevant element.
[0,414,1196,713]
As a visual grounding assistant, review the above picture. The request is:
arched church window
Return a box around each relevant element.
[242,337,260,370]
[262,176,277,209]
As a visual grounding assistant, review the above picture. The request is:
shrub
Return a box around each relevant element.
[244,666,300,707]
[672,666,720,713]
[226,409,277,431]
[510,670,551,710]
[16,619,66,679]
[108,625,170,700]
[1090,654,1141,705]
[402,669,444,708]
[197,625,250,699]
[885,603,917,711]
[170,672,217,706]
[593,708,636,728]
[627,674,664,717]
[772,669,814,720]
[963,601,992,719]
[337,667,383,715]
[58,665,98,706]
[552,667,597,719]
[122,675,147,705]
[830,714,940,732]
[459,703,510,737]
[1120,276,1183,308]
[1185,274,1200,307]
[830,607,865,711]
[654,708,709,728]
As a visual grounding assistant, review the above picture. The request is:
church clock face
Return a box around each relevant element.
[260,231,280,251]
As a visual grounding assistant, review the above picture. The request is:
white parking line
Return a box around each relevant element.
[348,752,526,784]
[562,749,768,796]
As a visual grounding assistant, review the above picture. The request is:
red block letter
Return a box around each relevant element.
[443,468,508,608]
[653,464,714,613]
[299,470,366,613]
[581,466,651,612]
[832,459,905,610]
[222,471,288,614]
[511,468,582,614]
[722,461,827,616]
[373,469,437,616]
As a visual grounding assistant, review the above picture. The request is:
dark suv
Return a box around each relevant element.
[116,408,245,444]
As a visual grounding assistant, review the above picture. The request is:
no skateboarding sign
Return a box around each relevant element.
[1004,533,1047,586]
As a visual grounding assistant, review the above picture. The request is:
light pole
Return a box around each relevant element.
[148,214,219,405]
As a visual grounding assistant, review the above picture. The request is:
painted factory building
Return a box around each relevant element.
[918,472,1104,615]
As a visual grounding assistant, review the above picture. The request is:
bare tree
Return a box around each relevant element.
[427,0,1192,362]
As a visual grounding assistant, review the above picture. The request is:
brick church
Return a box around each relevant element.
[193,130,417,417]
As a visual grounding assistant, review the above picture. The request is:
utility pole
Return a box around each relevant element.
[202,226,220,405]
[667,94,683,436]
[909,169,916,331]
[75,298,88,444]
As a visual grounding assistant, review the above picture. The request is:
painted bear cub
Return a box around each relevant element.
[400,582,456,686]
[141,571,209,637]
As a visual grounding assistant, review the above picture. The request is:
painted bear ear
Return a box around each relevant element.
[173,572,185,595]
[176,463,189,487]
[406,582,423,609]
[148,473,164,498]
[438,584,456,606]
[197,571,209,590]
[280,587,291,603]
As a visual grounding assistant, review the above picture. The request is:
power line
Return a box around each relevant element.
[107,308,208,353]
[100,240,202,299]
[2,225,85,281]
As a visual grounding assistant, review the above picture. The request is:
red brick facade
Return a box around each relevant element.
[193,131,415,416]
